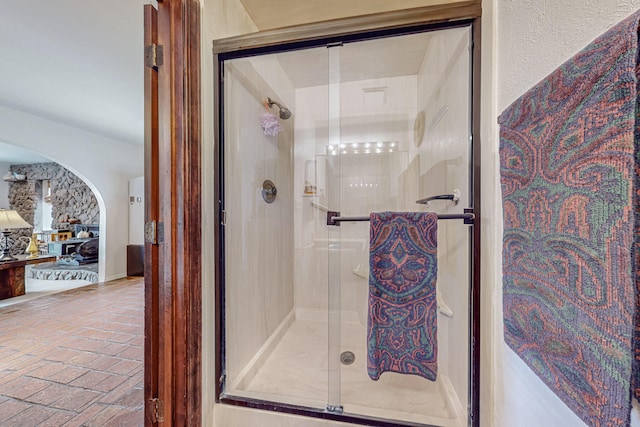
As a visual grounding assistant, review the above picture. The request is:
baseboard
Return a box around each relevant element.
[104,272,127,283]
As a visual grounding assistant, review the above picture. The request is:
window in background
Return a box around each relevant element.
[42,180,53,231]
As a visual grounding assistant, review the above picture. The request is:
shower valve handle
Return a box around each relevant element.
[261,180,277,203]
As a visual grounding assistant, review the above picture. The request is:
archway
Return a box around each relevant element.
[0,148,106,283]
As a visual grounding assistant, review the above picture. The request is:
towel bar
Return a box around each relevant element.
[327,209,475,226]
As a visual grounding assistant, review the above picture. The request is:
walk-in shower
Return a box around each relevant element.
[214,20,479,427]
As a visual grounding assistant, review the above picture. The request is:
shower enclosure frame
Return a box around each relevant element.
[213,5,482,427]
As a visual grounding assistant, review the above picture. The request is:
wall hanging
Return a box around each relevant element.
[499,9,640,427]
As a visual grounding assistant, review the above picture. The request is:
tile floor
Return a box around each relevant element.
[0,276,94,310]
[0,276,144,426]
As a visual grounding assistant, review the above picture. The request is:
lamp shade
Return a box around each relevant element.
[0,209,32,230]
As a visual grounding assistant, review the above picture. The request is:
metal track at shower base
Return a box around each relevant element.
[327,404,344,414]
[219,395,446,427]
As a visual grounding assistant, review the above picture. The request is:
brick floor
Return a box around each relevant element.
[0,277,144,426]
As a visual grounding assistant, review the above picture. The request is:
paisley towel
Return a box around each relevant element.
[367,212,438,381]
[499,10,640,427]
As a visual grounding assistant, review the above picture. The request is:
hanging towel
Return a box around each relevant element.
[367,211,438,381]
[499,9,640,427]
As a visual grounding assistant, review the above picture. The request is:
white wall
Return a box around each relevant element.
[0,105,143,282]
[493,1,640,427]
[0,162,10,209]
[128,176,145,245]
[480,1,498,425]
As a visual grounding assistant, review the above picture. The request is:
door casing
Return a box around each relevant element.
[144,0,202,425]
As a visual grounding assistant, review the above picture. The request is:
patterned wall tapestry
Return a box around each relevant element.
[499,10,640,427]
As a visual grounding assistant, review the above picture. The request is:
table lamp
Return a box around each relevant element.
[0,209,32,262]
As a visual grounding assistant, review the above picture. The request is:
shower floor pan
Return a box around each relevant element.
[227,309,465,427]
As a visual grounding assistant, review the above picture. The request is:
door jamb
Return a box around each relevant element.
[144,0,202,425]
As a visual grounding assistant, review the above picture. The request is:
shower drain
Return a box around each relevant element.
[340,351,355,365]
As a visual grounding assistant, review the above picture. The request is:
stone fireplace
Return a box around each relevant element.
[6,162,99,254]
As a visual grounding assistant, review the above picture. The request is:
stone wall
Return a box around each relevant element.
[6,163,99,253]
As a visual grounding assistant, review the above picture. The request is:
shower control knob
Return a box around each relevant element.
[261,180,277,204]
[340,351,355,365]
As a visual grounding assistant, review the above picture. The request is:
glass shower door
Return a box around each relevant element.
[325,27,473,426]
[326,44,343,413]
[220,47,332,411]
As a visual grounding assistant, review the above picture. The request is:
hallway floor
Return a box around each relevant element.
[0,276,144,426]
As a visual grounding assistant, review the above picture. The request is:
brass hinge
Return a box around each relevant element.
[145,220,164,245]
[145,43,164,69]
[150,397,164,423]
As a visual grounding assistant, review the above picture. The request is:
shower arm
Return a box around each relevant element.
[267,97,284,110]
[267,97,291,119]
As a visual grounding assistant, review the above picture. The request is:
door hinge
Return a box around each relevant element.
[150,397,164,423]
[145,43,163,69]
[145,220,164,244]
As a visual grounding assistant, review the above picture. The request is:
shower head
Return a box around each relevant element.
[267,97,292,120]
[278,108,292,120]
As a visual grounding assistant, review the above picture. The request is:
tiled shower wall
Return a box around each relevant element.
[223,57,296,386]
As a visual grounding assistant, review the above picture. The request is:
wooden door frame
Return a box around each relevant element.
[144,0,202,425]
[143,4,160,425]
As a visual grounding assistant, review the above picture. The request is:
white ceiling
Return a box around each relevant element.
[0,142,49,165]
[0,0,148,164]
[0,0,451,165]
